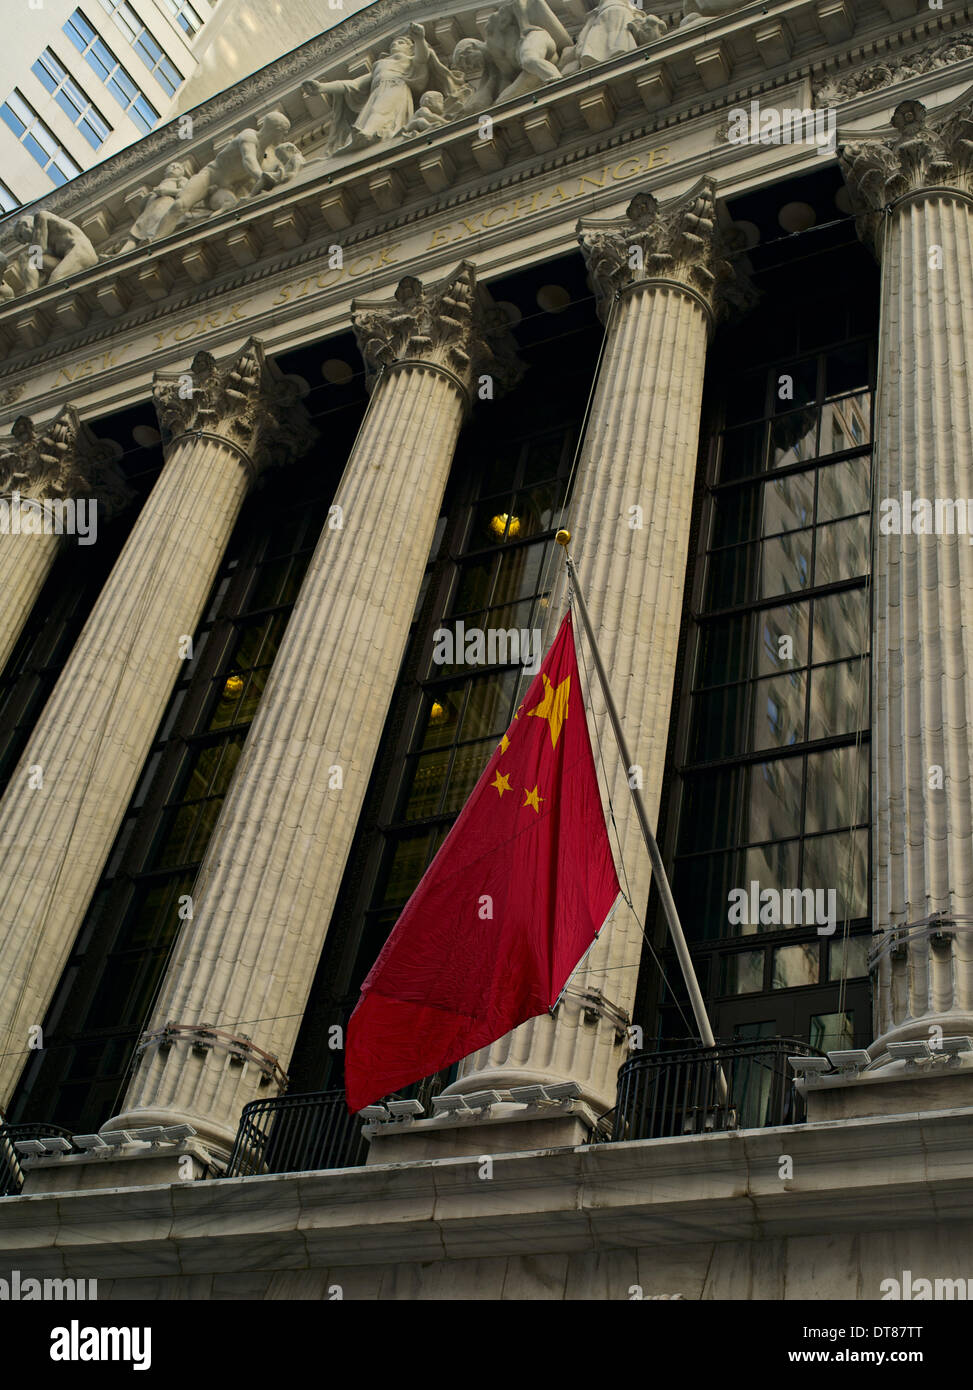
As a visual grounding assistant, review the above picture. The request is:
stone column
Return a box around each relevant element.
[106,263,521,1157]
[0,409,129,673]
[0,339,311,1111]
[447,178,752,1119]
[840,98,973,1054]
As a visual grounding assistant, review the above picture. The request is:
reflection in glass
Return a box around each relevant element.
[816,455,870,522]
[756,602,809,675]
[820,393,871,455]
[811,590,868,664]
[770,407,817,468]
[828,934,870,980]
[813,515,869,585]
[771,942,818,989]
[759,529,812,599]
[809,659,867,740]
[722,950,764,994]
[810,1010,854,1052]
[802,830,867,920]
[751,670,805,750]
[805,745,868,833]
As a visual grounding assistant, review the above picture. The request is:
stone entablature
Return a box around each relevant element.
[0,0,965,425]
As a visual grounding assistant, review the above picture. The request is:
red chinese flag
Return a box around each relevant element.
[345,610,620,1113]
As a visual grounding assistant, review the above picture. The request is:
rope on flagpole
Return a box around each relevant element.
[572,603,699,1043]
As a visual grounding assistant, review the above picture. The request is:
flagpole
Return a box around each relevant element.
[555,530,729,1105]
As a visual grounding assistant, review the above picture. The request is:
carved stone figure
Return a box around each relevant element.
[401,91,449,137]
[681,0,748,27]
[302,23,464,151]
[119,160,191,252]
[0,252,14,302]
[450,38,495,113]
[257,140,307,190]
[484,0,572,102]
[151,111,293,237]
[11,211,98,291]
[561,0,666,73]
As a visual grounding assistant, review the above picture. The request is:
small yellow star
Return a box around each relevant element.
[498,733,510,754]
[491,771,512,798]
[523,785,544,813]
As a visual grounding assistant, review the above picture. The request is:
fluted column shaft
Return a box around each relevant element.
[109,263,520,1155]
[841,99,973,1051]
[452,179,749,1113]
[0,341,307,1110]
[0,514,62,673]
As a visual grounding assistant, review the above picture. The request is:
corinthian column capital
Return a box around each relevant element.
[839,97,973,250]
[0,406,130,518]
[578,175,753,325]
[351,260,523,401]
[153,337,314,480]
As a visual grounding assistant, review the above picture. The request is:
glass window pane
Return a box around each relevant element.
[402,748,450,821]
[719,420,766,482]
[826,342,869,398]
[688,682,748,762]
[828,934,870,980]
[706,542,759,609]
[759,529,812,599]
[383,831,437,905]
[811,590,868,665]
[751,670,806,750]
[774,358,818,409]
[820,393,871,455]
[420,685,465,749]
[755,602,810,676]
[443,738,493,814]
[808,658,867,741]
[721,950,764,994]
[723,370,767,427]
[0,103,26,137]
[460,670,517,741]
[673,849,744,941]
[770,407,818,469]
[746,757,803,843]
[813,515,869,585]
[744,839,800,926]
[810,1011,855,1052]
[772,942,818,989]
[817,455,872,522]
[453,555,495,614]
[695,612,750,687]
[802,830,868,921]
[805,746,868,833]
[492,542,547,605]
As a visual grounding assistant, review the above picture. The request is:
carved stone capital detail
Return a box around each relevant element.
[350,260,523,398]
[839,98,973,250]
[153,336,314,476]
[577,175,753,324]
[0,406,130,518]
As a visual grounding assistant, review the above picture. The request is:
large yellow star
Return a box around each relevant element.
[491,771,512,798]
[527,673,570,750]
[523,784,544,813]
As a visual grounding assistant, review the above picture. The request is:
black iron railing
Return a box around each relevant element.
[613,1037,820,1142]
[225,1089,367,1178]
[0,1123,75,1196]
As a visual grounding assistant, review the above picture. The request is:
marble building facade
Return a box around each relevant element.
[1,0,973,1299]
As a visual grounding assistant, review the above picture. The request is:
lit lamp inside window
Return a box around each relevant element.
[428,700,447,725]
[223,674,245,698]
[489,512,520,540]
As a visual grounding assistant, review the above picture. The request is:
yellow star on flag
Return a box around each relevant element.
[523,784,544,813]
[491,771,512,798]
[498,733,510,755]
[527,672,570,750]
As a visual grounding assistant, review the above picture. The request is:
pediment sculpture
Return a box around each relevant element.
[680,0,750,27]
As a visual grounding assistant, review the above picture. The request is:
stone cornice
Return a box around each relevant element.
[0,0,969,408]
[0,407,130,516]
[5,1107,973,1285]
[153,338,315,480]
